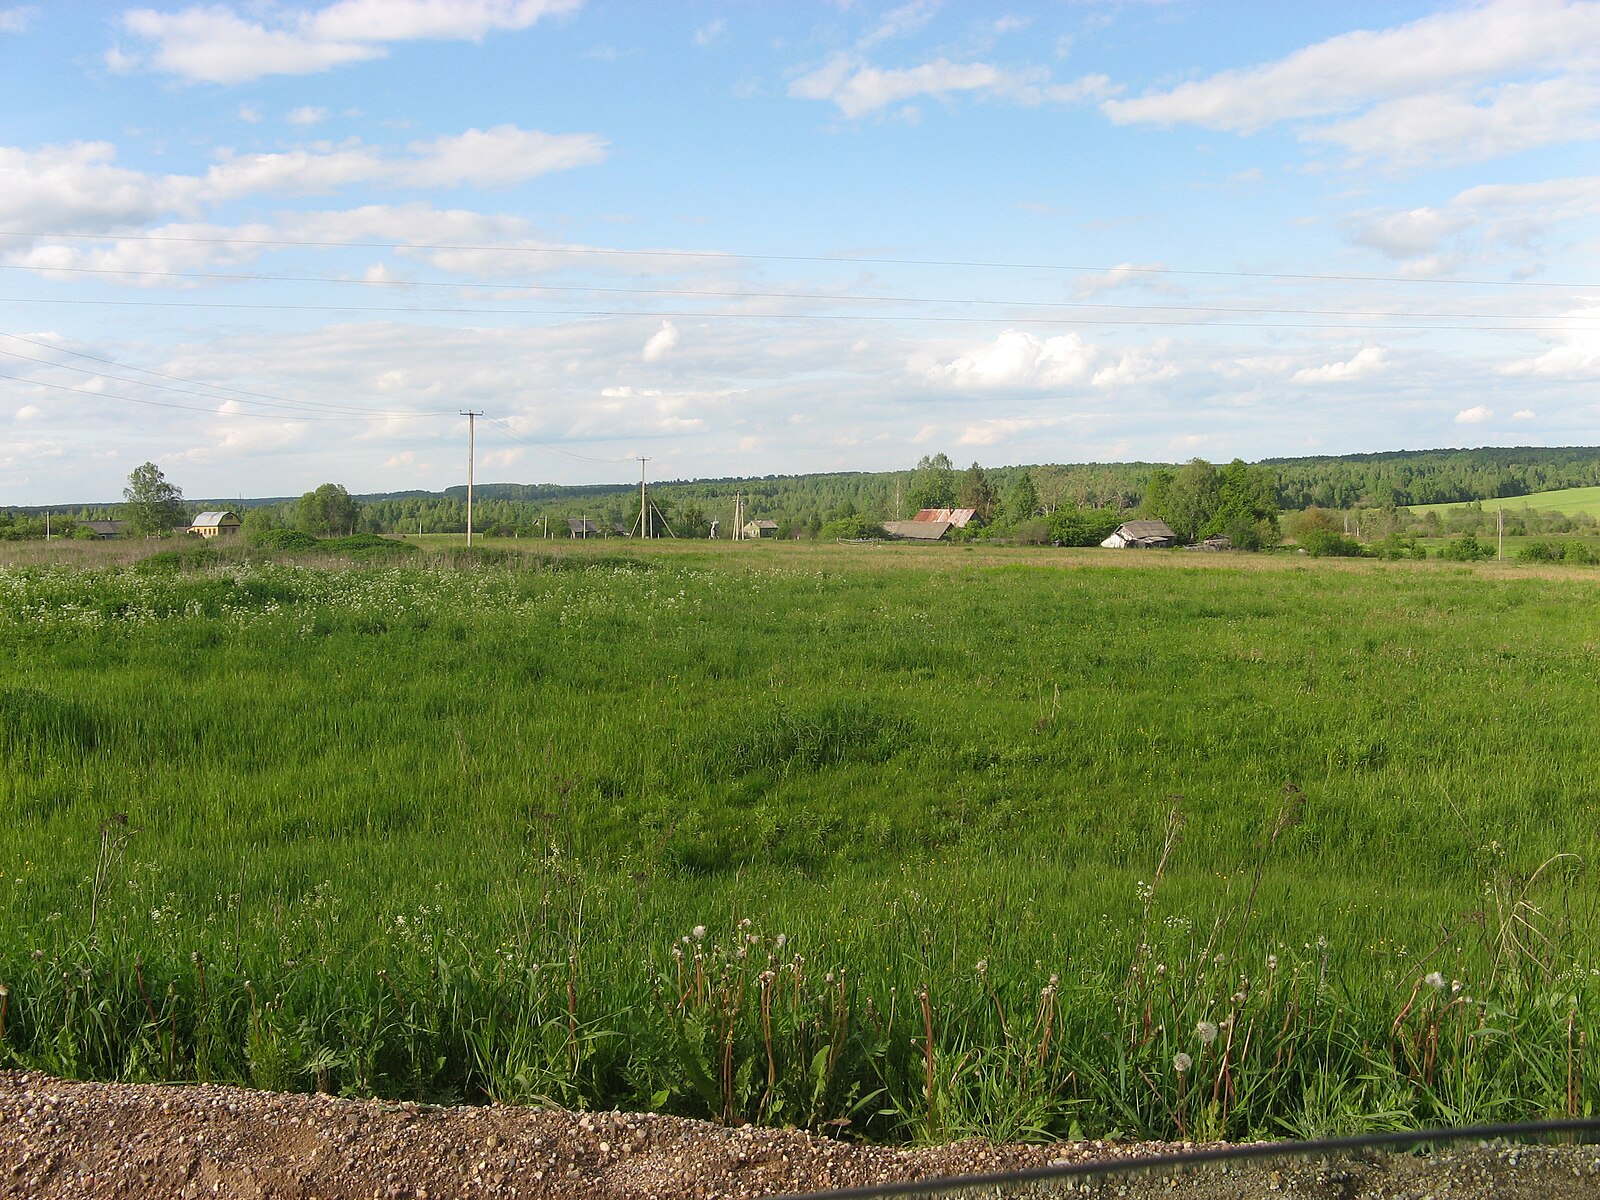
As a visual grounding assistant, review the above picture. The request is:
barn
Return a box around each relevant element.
[1100,520,1178,549]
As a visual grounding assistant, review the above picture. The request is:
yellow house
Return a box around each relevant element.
[190,510,242,538]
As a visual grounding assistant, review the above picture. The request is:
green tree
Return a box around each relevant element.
[1161,459,1221,543]
[122,462,187,536]
[907,453,955,511]
[297,483,359,536]
[675,501,712,539]
[1207,459,1280,549]
[958,462,998,522]
[1006,470,1039,524]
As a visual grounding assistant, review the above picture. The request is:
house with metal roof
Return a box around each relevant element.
[912,507,979,528]
[884,519,952,541]
[1100,519,1178,548]
[189,511,241,539]
[566,518,600,538]
[741,519,779,539]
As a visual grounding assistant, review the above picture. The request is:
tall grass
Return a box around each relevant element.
[1,546,1598,1140]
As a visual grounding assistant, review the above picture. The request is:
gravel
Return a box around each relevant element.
[3,1071,1599,1199]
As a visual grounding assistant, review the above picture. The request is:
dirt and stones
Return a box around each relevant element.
[4,1071,1600,1199]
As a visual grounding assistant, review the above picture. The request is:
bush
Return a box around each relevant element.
[246,528,320,551]
[1438,533,1494,562]
[1518,540,1564,563]
[1049,506,1121,547]
[1299,528,1365,558]
[133,544,224,573]
[820,516,885,541]
[1371,533,1427,561]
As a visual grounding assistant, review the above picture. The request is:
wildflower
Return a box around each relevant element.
[975,959,988,976]
[691,925,707,941]
[1196,1020,1218,1045]
[1424,971,1446,989]
[1173,1052,1193,1073]
[774,933,787,949]
[1266,954,1279,971]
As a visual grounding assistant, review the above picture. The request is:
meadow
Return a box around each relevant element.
[2,539,1599,1144]
[1408,484,1600,520]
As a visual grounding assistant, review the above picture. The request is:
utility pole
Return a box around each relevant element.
[1497,506,1504,561]
[460,410,482,546]
[636,457,651,539]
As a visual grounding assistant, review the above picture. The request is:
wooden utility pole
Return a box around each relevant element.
[461,410,482,546]
[1497,507,1504,561]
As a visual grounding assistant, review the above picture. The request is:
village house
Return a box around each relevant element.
[1100,520,1178,549]
[189,511,241,539]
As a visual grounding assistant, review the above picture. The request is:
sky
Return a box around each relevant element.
[3,0,1600,505]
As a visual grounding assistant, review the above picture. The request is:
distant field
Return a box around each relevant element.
[3,542,1600,1142]
[1407,484,1600,518]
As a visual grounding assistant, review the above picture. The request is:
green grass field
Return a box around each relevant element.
[3,541,1600,1142]
[1408,484,1600,519]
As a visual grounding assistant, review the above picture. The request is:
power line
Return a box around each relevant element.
[0,262,1582,323]
[0,342,442,422]
[0,330,434,418]
[0,294,1584,332]
[3,228,1595,288]
[480,415,637,467]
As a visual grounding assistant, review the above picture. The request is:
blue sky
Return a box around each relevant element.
[3,0,1599,504]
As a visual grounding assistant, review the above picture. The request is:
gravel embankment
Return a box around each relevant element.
[4,1071,1600,1199]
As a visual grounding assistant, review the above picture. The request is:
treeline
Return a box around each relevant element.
[1267,446,1600,509]
[11,446,1600,543]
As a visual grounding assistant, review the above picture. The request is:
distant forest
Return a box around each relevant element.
[11,445,1600,541]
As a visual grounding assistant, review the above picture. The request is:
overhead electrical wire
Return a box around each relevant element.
[0,333,444,420]
[3,228,1595,289]
[0,261,1580,324]
[0,294,1581,333]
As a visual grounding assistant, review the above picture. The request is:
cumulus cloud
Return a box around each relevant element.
[1344,174,1600,272]
[0,7,36,34]
[115,0,582,84]
[14,403,42,421]
[927,330,1096,388]
[1514,409,1537,419]
[1499,302,1600,376]
[0,128,606,238]
[1291,346,1389,384]
[790,53,1115,118]
[641,321,681,362]
[694,18,725,47]
[1103,0,1600,165]
[1455,405,1494,423]
[286,105,328,126]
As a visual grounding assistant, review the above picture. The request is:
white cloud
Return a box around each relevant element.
[860,1,939,48]
[238,104,261,123]
[287,105,329,126]
[1499,302,1600,376]
[1514,409,1537,419]
[1291,346,1389,384]
[1072,262,1179,299]
[0,6,35,34]
[1455,405,1494,423]
[694,18,725,47]
[116,0,582,84]
[1104,0,1600,165]
[790,53,1115,118]
[927,330,1096,388]
[0,127,605,238]
[1307,78,1600,166]
[14,403,42,421]
[641,321,681,362]
[992,16,1030,35]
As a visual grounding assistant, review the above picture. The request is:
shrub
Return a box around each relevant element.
[1438,533,1494,562]
[246,528,320,551]
[1518,540,1563,563]
[1299,528,1365,558]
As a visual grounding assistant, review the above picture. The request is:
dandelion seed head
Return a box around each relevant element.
[1425,971,1446,989]
[1196,1020,1219,1045]
[1173,1052,1192,1073]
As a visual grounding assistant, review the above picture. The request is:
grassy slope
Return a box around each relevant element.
[1407,484,1600,518]
[3,542,1600,1137]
